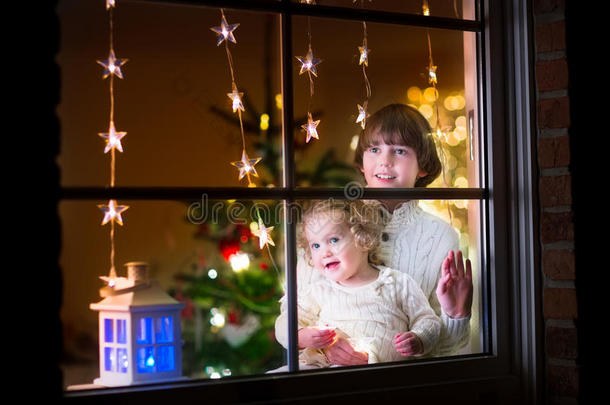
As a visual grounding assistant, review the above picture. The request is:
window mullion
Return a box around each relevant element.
[279,4,299,372]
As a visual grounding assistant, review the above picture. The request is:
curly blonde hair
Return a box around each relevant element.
[297,199,384,265]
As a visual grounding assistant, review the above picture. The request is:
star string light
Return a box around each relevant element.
[211,9,262,187]
[97,0,131,283]
[422,1,453,225]
[355,1,372,130]
[252,217,275,250]
[296,15,322,143]
[301,112,320,143]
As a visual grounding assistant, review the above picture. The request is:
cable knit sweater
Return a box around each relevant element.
[277,200,470,356]
[275,266,441,366]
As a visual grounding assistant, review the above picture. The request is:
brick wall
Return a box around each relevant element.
[533,0,581,403]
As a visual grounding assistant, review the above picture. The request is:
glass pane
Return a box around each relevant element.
[117,319,127,344]
[137,318,153,345]
[293,0,478,21]
[117,348,129,373]
[281,197,483,370]
[155,316,174,344]
[104,318,113,343]
[57,1,282,188]
[157,345,176,372]
[137,347,156,373]
[60,199,285,388]
[291,17,480,189]
[104,347,114,372]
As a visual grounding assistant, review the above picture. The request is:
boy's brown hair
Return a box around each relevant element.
[353,103,442,188]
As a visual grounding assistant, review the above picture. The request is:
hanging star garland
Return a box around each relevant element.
[211,9,262,186]
[296,14,322,143]
[355,1,372,130]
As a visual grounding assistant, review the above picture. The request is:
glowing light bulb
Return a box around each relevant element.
[208,269,218,279]
[229,252,250,272]
[146,355,155,367]
[356,104,368,129]
[227,88,245,113]
[260,113,270,131]
[358,44,370,67]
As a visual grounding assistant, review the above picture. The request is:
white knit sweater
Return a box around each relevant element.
[275,266,441,366]
[277,200,470,356]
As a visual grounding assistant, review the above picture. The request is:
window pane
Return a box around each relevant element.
[57,1,281,188]
[293,0,478,21]
[157,345,176,372]
[104,347,115,372]
[156,316,174,344]
[291,17,479,189]
[281,198,483,371]
[117,319,127,344]
[117,348,129,373]
[137,347,156,373]
[60,199,285,388]
[104,318,113,343]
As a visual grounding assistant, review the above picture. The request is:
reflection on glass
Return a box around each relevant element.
[137,318,153,345]
[155,316,174,344]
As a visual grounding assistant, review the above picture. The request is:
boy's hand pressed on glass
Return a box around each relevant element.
[394,332,424,356]
[298,327,336,349]
[436,250,473,319]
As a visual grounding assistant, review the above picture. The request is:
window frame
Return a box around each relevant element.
[61,0,542,403]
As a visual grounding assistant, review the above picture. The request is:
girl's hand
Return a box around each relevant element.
[298,327,336,349]
[436,250,473,319]
[323,337,369,365]
[395,332,423,356]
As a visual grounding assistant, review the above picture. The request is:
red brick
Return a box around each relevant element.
[538,97,570,129]
[545,326,578,359]
[538,136,570,168]
[547,364,579,397]
[543,288,577,319]
[536,59,569,92]
[541,211,574,243]
[535,21,566,53]
[543,249,575,280]
[539,175,572,207]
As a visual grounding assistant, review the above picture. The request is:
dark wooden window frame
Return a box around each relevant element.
[61,1,542,403]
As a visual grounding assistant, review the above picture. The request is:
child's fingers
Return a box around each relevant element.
[465,258,472,281]
[456,250,465,278]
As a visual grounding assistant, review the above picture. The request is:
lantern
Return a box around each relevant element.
[90,262,185,386]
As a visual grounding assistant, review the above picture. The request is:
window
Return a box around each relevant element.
[60,0,541,402]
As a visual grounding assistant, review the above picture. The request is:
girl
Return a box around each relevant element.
[282,104,473,365]
[273,199,441,369]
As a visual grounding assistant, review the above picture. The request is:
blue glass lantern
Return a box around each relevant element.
[90,262,185,386]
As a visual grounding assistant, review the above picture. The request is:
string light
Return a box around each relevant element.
[211,9,262,186]
[252,217,275,250]
[296,15,322,143]
[355,1,372,130]
[98,0,129,283]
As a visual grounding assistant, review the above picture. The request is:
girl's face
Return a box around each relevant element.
[304,211,369,286]
[360,132,427,189]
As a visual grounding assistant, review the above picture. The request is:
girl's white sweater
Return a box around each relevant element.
[277,200,470,356]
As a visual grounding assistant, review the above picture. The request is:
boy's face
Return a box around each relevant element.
[360,131,427,188]
[304,211,369,286]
